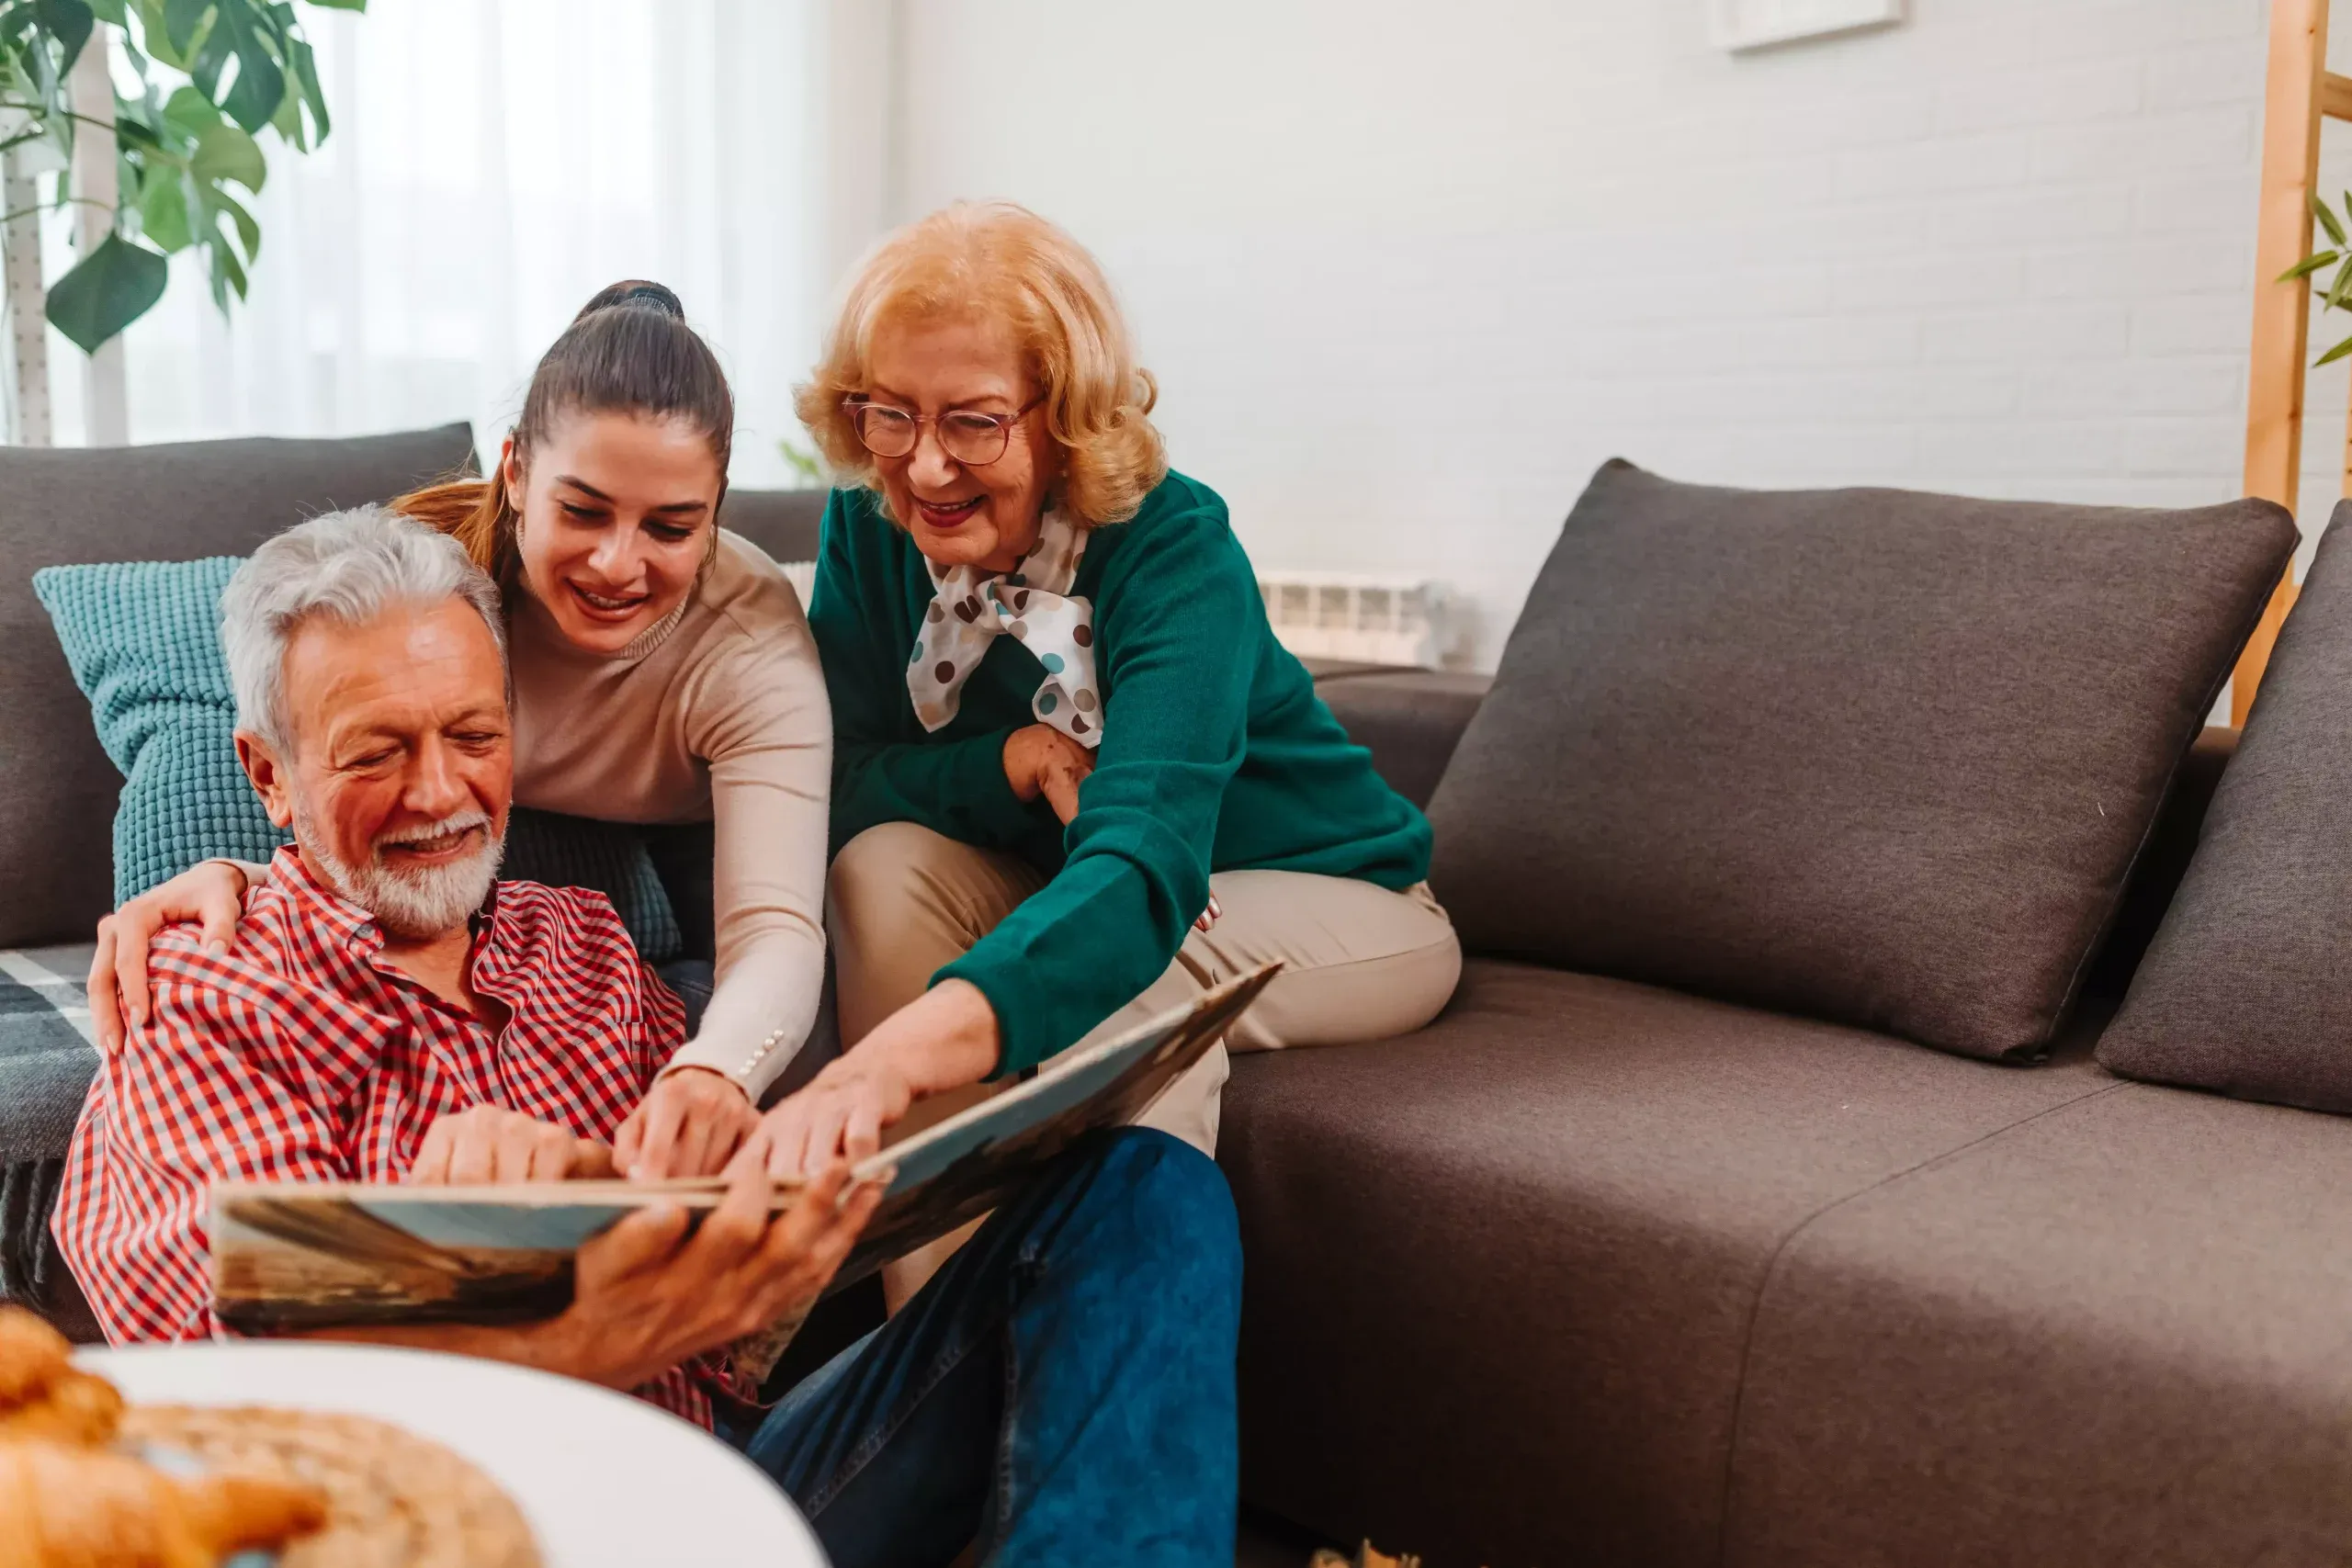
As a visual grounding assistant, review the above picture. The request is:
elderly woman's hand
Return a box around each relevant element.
[1001,724,1220,932]
[1001,724,1094,823]
[737,979,1001,1179]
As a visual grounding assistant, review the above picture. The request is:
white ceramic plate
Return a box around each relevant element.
[77,1342,827,1568]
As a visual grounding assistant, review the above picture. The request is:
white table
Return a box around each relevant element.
[77,1341,828,1567]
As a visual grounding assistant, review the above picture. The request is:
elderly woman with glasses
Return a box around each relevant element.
[752,202,1460,1217]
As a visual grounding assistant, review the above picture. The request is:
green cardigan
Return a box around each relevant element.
[808,472,1432,1075]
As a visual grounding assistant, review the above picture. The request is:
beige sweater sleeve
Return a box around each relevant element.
[657,604,832,1099]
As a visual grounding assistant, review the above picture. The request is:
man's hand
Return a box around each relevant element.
[554,1159,885,1390]
[409,1107,609,1185]
[737,980,1001,1179]
[1001,724,1094,823]
[89,859,251,1050]
[613,1067,760,1180]
[311,1158,885,1391]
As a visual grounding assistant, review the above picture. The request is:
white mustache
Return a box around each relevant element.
[374,810,492,851]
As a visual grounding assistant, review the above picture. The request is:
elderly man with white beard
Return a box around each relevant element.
[53,504,1247,1568]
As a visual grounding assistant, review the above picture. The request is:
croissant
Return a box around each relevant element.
[0,1306,73,1405]
[0,1437,327,1568]
[0,1370,125,1448]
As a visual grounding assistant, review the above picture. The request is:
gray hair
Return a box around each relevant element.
[220,504,507,752]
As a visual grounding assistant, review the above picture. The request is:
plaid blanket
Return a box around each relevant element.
[0,944,100,1339]
[0,944,98,1166]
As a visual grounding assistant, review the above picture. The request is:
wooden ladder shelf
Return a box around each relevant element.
[2240,0,2352,720]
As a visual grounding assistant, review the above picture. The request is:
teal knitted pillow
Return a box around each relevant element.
[30,559,682,962]
[32,558,286,902]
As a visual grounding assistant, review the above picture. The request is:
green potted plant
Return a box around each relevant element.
[1,0,360,437]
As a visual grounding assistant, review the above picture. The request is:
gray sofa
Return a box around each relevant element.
[1239,700,2298,1567]
[1236,468,2352,1565]
[7,426,2349,1568]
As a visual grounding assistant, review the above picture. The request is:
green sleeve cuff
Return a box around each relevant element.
[934,944,1054,1079]
[937,728,1036,844]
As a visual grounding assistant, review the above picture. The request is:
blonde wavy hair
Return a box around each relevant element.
[795,202,1168,527]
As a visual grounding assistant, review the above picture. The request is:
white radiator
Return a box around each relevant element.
[1257,572,1464,670]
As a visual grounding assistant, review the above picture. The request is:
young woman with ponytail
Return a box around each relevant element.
[87,282,828,1180]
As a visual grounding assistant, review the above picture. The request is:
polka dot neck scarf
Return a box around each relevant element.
[908,506,1103,749]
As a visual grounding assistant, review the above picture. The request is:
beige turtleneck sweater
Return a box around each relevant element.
[507,529,830,1095]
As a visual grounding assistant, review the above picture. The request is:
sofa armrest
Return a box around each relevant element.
[1313,669,1495,811]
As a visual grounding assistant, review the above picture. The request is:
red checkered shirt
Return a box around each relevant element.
[53,847,717,1426]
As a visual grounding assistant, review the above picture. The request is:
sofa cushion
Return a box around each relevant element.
[36,558,288,903]
[2083,725,2236,999]
[1724,1080,2352,1567]
[1427,460,2295,1060]
[0,424,477,947]
[719,487,825,567]
[2099,510,2352,1110]
[1217,957,2116,1568]
[1309,670,1492,811]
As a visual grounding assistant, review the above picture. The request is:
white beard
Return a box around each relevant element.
[292,801,503,940]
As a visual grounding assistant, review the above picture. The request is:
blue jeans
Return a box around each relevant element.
[735,1128,1241,1568]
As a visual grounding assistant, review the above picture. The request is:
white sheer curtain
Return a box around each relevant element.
[41,0,864,488]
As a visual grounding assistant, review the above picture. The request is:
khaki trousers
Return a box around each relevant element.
[829,821,1463,1305]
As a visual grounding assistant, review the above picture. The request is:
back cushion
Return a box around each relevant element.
[2099,508,2352,1108]
[0,425,476,946]
[1428,460,2296,1061]
[720,488,826,567]
[34,557,287,902]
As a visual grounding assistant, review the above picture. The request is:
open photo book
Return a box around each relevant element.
[208,963,1280,1363]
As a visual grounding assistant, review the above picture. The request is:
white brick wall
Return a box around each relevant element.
[893,0,2318,668]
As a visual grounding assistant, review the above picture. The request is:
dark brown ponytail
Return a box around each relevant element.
[394,279,735,577]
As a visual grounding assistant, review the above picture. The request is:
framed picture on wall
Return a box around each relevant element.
[1709,0,1904,52]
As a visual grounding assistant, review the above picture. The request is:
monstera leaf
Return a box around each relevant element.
[0,0,361,350]
[45,230,166,352]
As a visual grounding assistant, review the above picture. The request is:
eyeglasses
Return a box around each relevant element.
[844,395,1043,467]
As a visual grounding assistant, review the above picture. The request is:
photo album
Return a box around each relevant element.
[208,964,1279,1371]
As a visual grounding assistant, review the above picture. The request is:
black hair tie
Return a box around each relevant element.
[616,284,681,317]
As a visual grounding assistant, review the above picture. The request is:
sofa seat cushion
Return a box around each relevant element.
[1427,459,2296,1060]
[1726,1081,2352,1567]
[1218,957,2115,1568]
